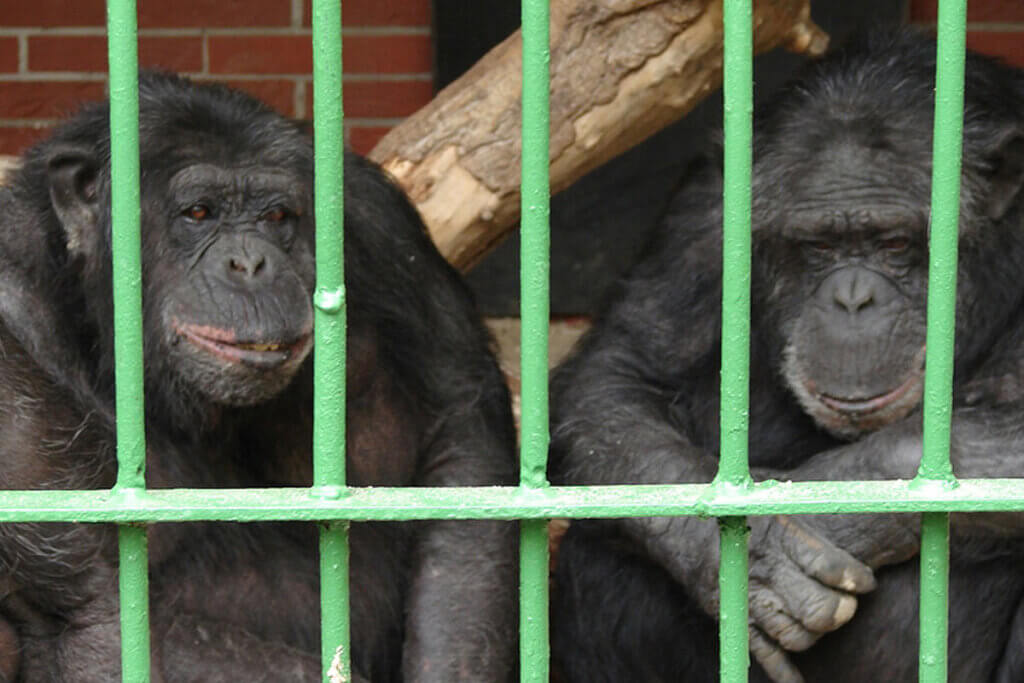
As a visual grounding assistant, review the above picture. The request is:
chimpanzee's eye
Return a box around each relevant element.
[880,236,911,252]
[804,240,833,253]
[262,206,290,223]
[183,204,211,222]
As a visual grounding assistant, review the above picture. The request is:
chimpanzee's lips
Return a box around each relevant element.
[818,373,921,414]
[176,323,312,370]
[814,346,927,416]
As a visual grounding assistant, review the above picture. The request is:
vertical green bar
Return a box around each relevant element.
[107,0,145,488]
[311,1,350,681]
[107,0,151,680]
[919,512,951,681]
[717,1,753,681]
[917,1,966,680]
[717,0,753,487]
[519,519,550,682]
[519,0,551,681]
[719,517,750,682]
[716,2,757,679]
[919,0,965,485]
[119,524,150,683]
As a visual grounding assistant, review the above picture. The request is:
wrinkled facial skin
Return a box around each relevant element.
[148,163,315,406]
[767,203,930,439]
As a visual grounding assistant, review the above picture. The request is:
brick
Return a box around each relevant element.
[345,35,432,74]
[0,81,106,119]
[0,126,52,156]
[210,34,432,75]
[2,1,105,27]
[209,36,313,74]
[0,38,18,73]
[348,125,392,155]
[213,80,297,116]
[29,36,203,73]
[967,31,1024,68]
[304,0,431,27]
[140,37,205,72]
[307,79,433,118]
[911,0,1024,22]
[138,0,291,28]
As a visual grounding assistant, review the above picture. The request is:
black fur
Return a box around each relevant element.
[0,72,518,682]
[550,30,1024,683]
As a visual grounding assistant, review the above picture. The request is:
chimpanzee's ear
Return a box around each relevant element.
[46,147,101,256]
[984,128,1024,221]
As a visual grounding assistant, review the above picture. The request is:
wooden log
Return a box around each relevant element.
[370,0,827,270]
[0,156,15,185]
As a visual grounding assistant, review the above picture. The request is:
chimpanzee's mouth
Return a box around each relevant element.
[813,346,927,417]
[818,373,922,414]
[175,322,312,370]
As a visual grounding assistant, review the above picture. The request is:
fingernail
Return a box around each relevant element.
[833,594,857,625]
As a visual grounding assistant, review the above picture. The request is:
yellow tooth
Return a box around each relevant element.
[241,343,281,352]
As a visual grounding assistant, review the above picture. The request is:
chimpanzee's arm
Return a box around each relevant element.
[401,375,518,683]
[551,348,876,683]
[755,404,1024,568]
[158,616,338,683]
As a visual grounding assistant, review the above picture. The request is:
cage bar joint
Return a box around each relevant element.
[311,484,347,501]
[313,286,346,314]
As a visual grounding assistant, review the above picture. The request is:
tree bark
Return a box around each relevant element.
[370,0,827,270]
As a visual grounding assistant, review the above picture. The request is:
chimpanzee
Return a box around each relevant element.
[549,30,1024,683]
[0,72,518,682]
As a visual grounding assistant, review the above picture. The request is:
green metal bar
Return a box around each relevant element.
[118,524,150,683]
[319,521,351,683]
[918,0,965,486]
[718,0,753,680]
[520,519,550,681]
[920,511,951,681]
[106,1,151,680]
[107,0,146,493]
[311,0,346,490]
[719,517,750,683]
[0,480,1021,522]
[519,0,551,490]
[519,1,551,680]
[916,1,967,679]
[716,0,753,489]
[310,1,350,681]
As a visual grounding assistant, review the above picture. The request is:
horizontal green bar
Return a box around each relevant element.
[0,480,1020,522]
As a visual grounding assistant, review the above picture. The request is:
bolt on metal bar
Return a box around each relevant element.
[519,0,552,680]
[106,0,151,679]
[310,1,351,681]
[917,0,967,679]
[718,0,754,680]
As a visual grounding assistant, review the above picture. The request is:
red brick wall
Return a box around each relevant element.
[910,0,1024,66]
[0,0,433,156]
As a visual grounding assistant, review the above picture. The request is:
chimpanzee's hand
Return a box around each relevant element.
[693,515,876,683]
